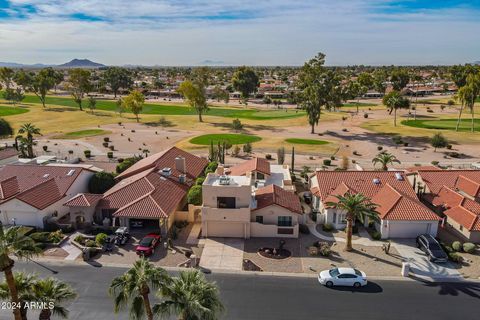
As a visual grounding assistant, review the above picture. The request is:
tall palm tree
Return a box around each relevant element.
[32,277,77,320]
[154,269,224,320]
[0,272,37,320]
[372,152,401,171]
[109,258,168,320]
[382,91,410,127]
[0,223,41,320]
[17,123,41,159]
[326,193,379,251]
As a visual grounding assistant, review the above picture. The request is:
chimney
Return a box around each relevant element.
[175,156,186,174]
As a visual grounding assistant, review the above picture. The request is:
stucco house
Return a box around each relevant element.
[201,158,302,239]
[408,168,480,243]
[0,164,96,228]
[310,170,440,239]
[64,147,208,234]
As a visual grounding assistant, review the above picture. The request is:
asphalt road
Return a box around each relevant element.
[0,261,479,320]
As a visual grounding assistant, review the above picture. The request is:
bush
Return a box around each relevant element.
[371,231,381,240]
[448,252,463,263]
[187,185,202,205]
[452,241,462,252]
[323,159,331,166]
[243,142,252,154]
[265,154,272,160]
[88,172,116,194]
[42,145,48,152]
[109,145,114,151]
[107,151,114,159]
[322,223,333,232]
[314,241,332,256]
[431,161,439,166]
[74,235,85,243]
[104,137,110,142]
[231,118,243,131]
[446,144,452,150]
[85,240,97,247]
[95,233,108,245]
[377,146,383,151]
[0,118,13,137]
[363,113,368,118]
[116,156,141,174]
[204,161,218,174]
[30,232,52,243]
[463,243,476,254]
[195,177,205,185]
[299,224,310,234]
[84,150,91,158]
[102,142,109,147]
[330,156,335,160]
[49,230,64,243]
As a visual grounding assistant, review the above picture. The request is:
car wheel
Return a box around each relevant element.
[325,281,333,288]
[353,282,361,288]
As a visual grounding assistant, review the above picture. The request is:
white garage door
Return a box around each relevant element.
[207,222,245,238]
[388,222,432,239]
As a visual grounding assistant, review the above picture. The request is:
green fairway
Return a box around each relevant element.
[189,134,262,145]
[285,138,329,145]
[402,119,480,132]
[341,102,378,108]
[19,95,305,120]
[56,129,110,139]
[0,105,29,116]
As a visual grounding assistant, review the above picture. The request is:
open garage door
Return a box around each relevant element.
[206,222,245,238]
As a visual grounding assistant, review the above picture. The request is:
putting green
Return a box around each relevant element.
[285,138,329,145]
[402,119,480,132]
[56,129,110,139]
[189,134,262,145]
[0,105,29,116]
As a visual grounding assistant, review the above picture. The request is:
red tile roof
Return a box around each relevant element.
[228,158,271,176]
[416,170,480,194]
[116,146,208,180]
[254,184,302,214]
[64,193,103,207]
[456,175,480,198]
[0,148,18,161]
[0,165,90,210]
[311,171,437,221]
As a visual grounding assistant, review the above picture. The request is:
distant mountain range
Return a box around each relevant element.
[0,59,106,68]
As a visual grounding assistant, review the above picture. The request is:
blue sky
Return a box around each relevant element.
[0,0,479,66]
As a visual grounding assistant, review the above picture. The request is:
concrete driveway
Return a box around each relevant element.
[392,239,461,280]
[199,238,244,271]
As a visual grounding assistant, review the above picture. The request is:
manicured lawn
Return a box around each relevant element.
[0,105,29,116]
[341,102,377,108]
[56,129,110,139]
[402,119,480,132]
[284,138,329,145]
[189,134,262,145]
[20,95,305,120]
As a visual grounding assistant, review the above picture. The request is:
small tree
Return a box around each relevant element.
[291,146,295,173]
[0,119,13,137]
[243,142,252,154]
[277,147,285,165]
[383,91,410,127]
[232,145,241,157]
[231,118,243,131]
[122,90,144,122]
[88,172,116,194]
[87,96,97,114]
[431,133,448,152]
[372,151,400,171]
[187,185,202,205]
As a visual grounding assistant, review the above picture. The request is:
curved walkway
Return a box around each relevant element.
[307,223,383,247]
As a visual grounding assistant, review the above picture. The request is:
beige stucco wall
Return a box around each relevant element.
[250,222,298,238]
[446,217,480,243]
[252,205,299,226]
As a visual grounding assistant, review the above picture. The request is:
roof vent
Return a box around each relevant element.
[66,169,76,176]
[43,174,50,178]
[219,175,230,185]
[373,178,380,185]
[160,167,172,177]
[179,174,186,184]
[395,172,404,181]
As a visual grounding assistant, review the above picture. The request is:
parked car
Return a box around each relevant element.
[303,192,312,204]
[318,267,367,288]
[416,234,448,263]
[136,233,161,257]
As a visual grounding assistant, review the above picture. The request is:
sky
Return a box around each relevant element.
[0,0,479,66]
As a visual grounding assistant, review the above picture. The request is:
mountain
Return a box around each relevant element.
[473,61,480,65]
[57,59,106,68]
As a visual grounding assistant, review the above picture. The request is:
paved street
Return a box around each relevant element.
[1,261,479,320]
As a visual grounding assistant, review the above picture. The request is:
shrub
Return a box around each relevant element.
[42,145,48,152]
[431,133,448,151]
[463,243,476,254]
[95,233,108,246]
[204,161,218,174]
[0,118,13,137]
[187,185,202,205]
[74,235,85,243]
[30,232,52,243]
[243,142,252,154]
[109,145,114,151]
[49,230,64,243]
[452,241,462,252]
[363,113,368,118]
[322,223,333,232]
[107,151,114,159]
[68,150,74,155]
[403,142,409,147]
[195,177,205,185]
[103,142,109,147]
[314,241,332,257]
[231,118,243,131]
[431,161,439,166]
[371,231,382,240]
[446,144,452,150]
[323,159,331,166]
[116,156,141,174]
[330,156,335,160]
[232,145,241,157]
[88,172,116,194]
[448,252,463,263]
[84,150,91,158]
[377,146,383,151]
[265,154,272,160]
[85,240,97,247]
[104,137,110,142]
[299,224,310,234]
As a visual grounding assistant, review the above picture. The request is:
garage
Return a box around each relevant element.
[385,220,438,239]
[205,221,246,238]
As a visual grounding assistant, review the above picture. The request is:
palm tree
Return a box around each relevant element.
[32,277,77,320]
[456,74,480,132]
[0,272,37,320]
[372,152,400,171]
[17,123,41,158]
[154,269,224,320]
[0,223,42,320]
[109,258,168,320]
[326,193,379,251]
[382,91,410,127]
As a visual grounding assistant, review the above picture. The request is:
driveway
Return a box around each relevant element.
[392,239,461,280]
[199,238,244,271]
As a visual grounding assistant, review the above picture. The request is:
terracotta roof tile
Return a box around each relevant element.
[254,184,302,214]
[64,193,103,207]
[417,170,480,194]
[0,176,19,199]
[228,158,271,176]
[456,175,480,198]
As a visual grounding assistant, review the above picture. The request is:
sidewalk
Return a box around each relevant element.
[307,223,383,247]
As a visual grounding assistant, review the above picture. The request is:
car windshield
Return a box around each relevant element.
[139,237,154,246]
[329,268,340,277]
[354,269,362,276]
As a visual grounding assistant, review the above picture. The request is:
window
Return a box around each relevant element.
[338,213,346,224]
[217,197,236,209]
[278,216,292,227]
[459,225,463,231]
[256,216,264,223]
[338,274,357,279]
[257,172,265,180]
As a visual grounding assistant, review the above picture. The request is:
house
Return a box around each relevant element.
[408,169,480,243]
[64,147,208,234]
[201,158,302,238]
[310,170,440,239]
[0,165,96,228]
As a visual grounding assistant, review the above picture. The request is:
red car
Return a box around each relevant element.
[136,233,161,256]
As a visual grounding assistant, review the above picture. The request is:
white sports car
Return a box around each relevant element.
[318,267,367,288]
